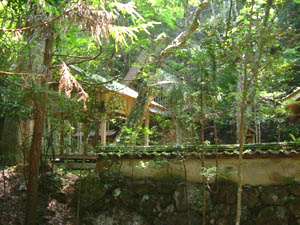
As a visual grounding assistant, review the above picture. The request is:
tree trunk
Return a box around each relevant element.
[212,103,219,181]
[25,26,54,225]
[235,55,248,225]
[235,1,273,224]
[225,0,233,38]
[25,96,47,225]
[0,116,22,166]
[183,0,189,28]
[235,0,254,222]
[117,79,155,144]
[209,48,219,180]
[200,82,206,225]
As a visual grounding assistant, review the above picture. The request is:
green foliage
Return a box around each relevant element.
[289,134,300,144]
[119,124,152,145]
[284,195,295,201]
[201,166,217,181]
[0,0,300,149]
[113,187,121,199]
[132,0,184,29]
[0,81,31,118]
[73,173,107,214]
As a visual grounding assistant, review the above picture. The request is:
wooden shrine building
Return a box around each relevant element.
[52,65,166,155]
[284,87,300,122]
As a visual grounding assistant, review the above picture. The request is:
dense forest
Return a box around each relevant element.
[0,0,300,224]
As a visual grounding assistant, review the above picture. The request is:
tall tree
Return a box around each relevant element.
[1,1,157,223]
[234,0,274,224]
[25,24,55,225]
[117,1,210,144]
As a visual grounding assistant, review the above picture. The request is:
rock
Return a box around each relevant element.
[240,206,253,225]
[242,187,260,208]
[164,204,175,214]
[93,208,149,225]
[260,186,289,205]
[189,213,204,225]
[256,206,288,225]
[289,198,300,218]
[174,183,212,213]
[139,194,160,216]
[158,204,175,219]
[174,183,187,211]
[210,203,235,225]
[213,204,234,217]
[187,184,212,213]
[74,173,107,212]
[119,189,140,209]
[133,180,156,195]
[211,181,237,205]
[165,213,202,225]
[153,217,164,225]
[159,194,173,209]
[215,217,233,225]
[18,183,26,191]
[156,182,176,194]
[288,184,300,197]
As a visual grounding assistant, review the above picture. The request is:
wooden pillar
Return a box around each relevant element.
[67,121,72,154]
[101,116,106,146]
[78,122,82,154]
[82,122,88,155]
[94,120,100,147]
[144,111,150,146]
[59,119,64,155]
[99,92,107,146]
[176,119,182,144]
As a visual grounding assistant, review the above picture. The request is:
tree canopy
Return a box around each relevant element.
[1,0,300,224]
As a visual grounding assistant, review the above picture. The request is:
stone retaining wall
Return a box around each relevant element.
[75,174,300,225]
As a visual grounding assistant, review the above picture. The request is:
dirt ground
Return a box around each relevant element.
[0,166,79,225]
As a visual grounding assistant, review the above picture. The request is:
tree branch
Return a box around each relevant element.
[0,71,45,76]
[157,0,210,67]
[0,2,80,33]
[66,46,103,66]
[53,54,94,59]
[51,46,103,68]
[0,76,23,87]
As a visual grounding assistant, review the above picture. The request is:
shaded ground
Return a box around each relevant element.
[0,166,78,225]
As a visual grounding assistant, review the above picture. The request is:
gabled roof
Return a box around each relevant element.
[69,65,166,111]
[284,87,300,102]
